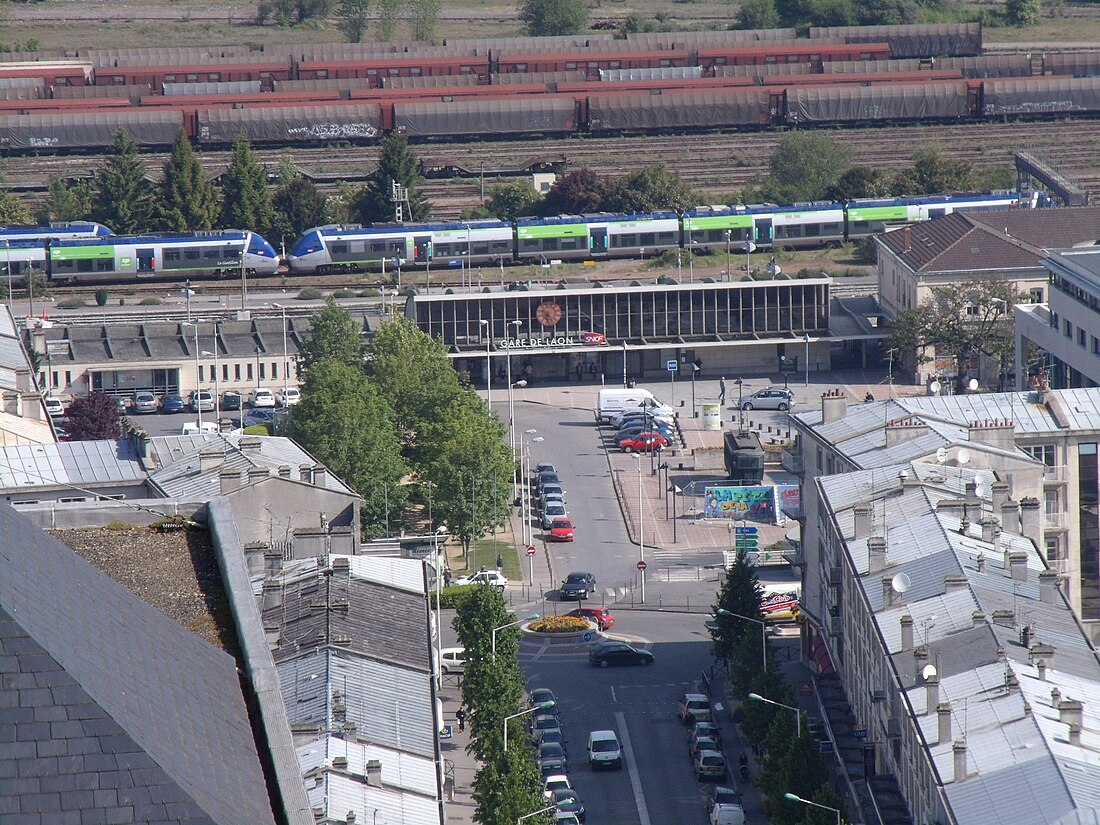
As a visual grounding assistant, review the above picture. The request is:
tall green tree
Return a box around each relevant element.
[375,0,402,39]
[480,180,541,220]
[409,0,443,40]
[601,164,696,213]
[737,0,780,29]
[272,160,329,249]
[472,748,548,825]
[895,145,976,195]
[825,165,892,200]
[766,132,852,203]
[219,132,276,235]
[38,175,95,223]
[1005,0,1041,26]
[351,133,431,223]
[90,129,154,233]
[298,297,364,372]
[285,358,408,537]
[518,0,589,36]
[157,129,219,231]
[0,188,31,224]
[336,0,372,42]
[539,169,610,216]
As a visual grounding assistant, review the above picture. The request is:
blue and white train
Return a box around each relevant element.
[0,221,113,245]
[285,191,1030,275]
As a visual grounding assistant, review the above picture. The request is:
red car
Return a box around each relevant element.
[619,431,668,453]
[567,606,615,631]
[549,518,575,541]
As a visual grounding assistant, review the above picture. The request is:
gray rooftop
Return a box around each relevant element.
[0,502,276,825]
[0,438,146,489]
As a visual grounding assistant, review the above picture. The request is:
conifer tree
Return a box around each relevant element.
[219,132,275,234]
[157,129,219,231]
[350,133,431,223]
[90,130,154,233]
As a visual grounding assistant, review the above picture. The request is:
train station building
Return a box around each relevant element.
[405,275,885,387]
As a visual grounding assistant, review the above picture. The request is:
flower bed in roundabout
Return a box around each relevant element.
[522,615,601,643]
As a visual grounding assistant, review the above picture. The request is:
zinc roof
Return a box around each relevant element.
[0,438,146,489]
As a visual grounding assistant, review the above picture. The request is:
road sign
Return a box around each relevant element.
[439,725,453,740]
[526,545,536,557]
[853,726,867,740]
[637,560,648,571]
[819,740,834,754]
[735,539,758,549]
[735,526,758,535]
[667,360,678,372]
[582,631,593,643]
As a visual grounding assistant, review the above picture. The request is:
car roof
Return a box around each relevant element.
[589,729,617,739]
[683,692,709,701]
[565,571,592,579]
[544,774,569,785]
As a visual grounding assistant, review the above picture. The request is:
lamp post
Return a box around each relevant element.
[784,793,841,825]
[480,318,492,414]
[517,806,556,825]
[254,347,262,392]
[271,302,289,403]
[803,333,811,387]
[507,319,524,495]
[184,322,202,429]
[3,239,9,317]
[632,453,645,603]
[748,692,800,736]
[201,341,220,424]
[503,701,554,751]
[716,608,767,671]
[492,614,539,659]
[725,230,731,281]
[464,223,472,288]
[239,246,247,311]
[521,431,541,546]
[742,241,756,278]
[736,378,744,433]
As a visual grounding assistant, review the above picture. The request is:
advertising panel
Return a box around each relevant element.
[703,485,775,522]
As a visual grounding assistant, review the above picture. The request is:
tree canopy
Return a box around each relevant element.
[540,169,611,216]
[601,164,696,213]
[518,0,589,36]
[91,130,153,233]
[297,297,364,372]
[766,132,852,202]
[65,392,121,440]
[478,180,542,220]
[896,145,976,195]
[351,133,431,223]
[157,129,219,232]
[219,132,276,235]
[272,160,330,247]
[38,175,94,224]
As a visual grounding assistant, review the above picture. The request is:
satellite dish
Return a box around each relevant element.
[922,664,938,681]
[957,449,971,466]
[892,573,911,594]
[930,380,942,395]
[968,378,979,392]
[936,447,948,464]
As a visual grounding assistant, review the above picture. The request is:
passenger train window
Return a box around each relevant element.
[331,242,348,255]
[185,249,200,260]
[640,233,655,245]
[97,259,112,272]
[165,249,180,262]
[491,240,511,253]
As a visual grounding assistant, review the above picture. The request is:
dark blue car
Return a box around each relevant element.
[160,394,186,414]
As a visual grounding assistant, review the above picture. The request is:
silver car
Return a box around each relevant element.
[542,502,568,529]
[131,391,159,414]
[740,387,793,411]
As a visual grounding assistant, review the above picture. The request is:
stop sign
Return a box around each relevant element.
[637,560,647,571]
[526,545,536,557]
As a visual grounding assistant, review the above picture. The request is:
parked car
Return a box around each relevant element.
[553,812,581,825]
[706,785,742,814]
[543,774,572,801]
[189,389,214,413]
[694,750,728,781]
[112,396,128,414]
[618,420,674,440]
[709,802,746,825]
[440,647,465,675]
[250,388,276,408]
[537,741,569,773]
[691,721,723,748]
[538,728,568,754]
[537,471,562,491]
[611,409,675,429]
[741,386,793,411]
[552,789,586,822]
[559,571,596,601]
[566,606,615,631]
[533,462,557,478]
[678,693,713,725]
[131,391,159,414]
[689,736,721,762]
[278,387,301,407]
[452,569,508,591]
[539,492,566,514]
[539,485,566,510]
[587,729,622,770]
[529,688,559,716]
[42,396,64,417]
[619,431,668,453]
[160,393,187,414]
[541,502,568,529]
[589,641,654,668]
[221,390,243,410]
[181,421,218,435]
[548,518,575,542]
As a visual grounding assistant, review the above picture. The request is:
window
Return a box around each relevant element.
[64,371,71,386]
[1022,444,1055,466]
[1080,328,1088,348]
[1093,336,1100,356]
[234,364,241,381]
[1029,287,1044,303]
[198,366,204,382]
[259,363,266,380]
[1065,319,1073,338]
[272,363,278,379]
[246,363,253,381]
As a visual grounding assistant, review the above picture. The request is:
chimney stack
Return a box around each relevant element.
[239,435,262,454]
[967,419,1016,451]
[278,464,292,478]
[364,759,382,787]
[246,467,269,486]
[853,502,872,539]
[1019,497,1042,548]
[900,614,914,651]
[820,389,848,423]
[199,447,224,473]
[1009,551,1028,582]
[980,517,1000,544]
[1069,723,1082,747]
[902,225,912,252]
[885,416,929,449]
[953,741,969,782]
[1029,643,1055,668]
[882,574,900,608]
[300,465,312,482]
[1037,660,1047,681]
[944,573,968,593]
[991,481,1009,514]
[1001,499,1021,534]
[1058,699,1083,729]
[972,610,986,628]
[313,465,328,487]
[926,674,940,713]
[1039,570,1059,603]
[937,703,952,744]
[868,536,887,573]
[219,467,243,494]
[915,645,929,683]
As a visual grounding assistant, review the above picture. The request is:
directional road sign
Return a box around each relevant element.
[667,360,678,372]
[735,526,758,535]
[582,631,593,643]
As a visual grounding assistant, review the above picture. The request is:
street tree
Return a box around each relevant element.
[795,786,848,825]
[285,358,408,537]
[336,0,372,42]
[825,165,892,200]
[91,129,154,233]
[888,276,1021,394]
[709,549,765,676]
[65,392,122,440]
[858,0,918,24]
[895,145,975,195]
[473,747,548,825]
[481,180,542,220]
[737,0,780,29]
[257,0,331,24]
[219,132,276,235]
[1005,0,1041,26]
[602,164,696,213]
[39,174,95,223]
[762,721,832,817]
[539,169,610,216]
[157,129,219,232]
[739,667,795,747]
[766,132,852,202]
[350,133,431,223]
[298,297,364,372]
[0,187,31,224]
[408,0,443,40]
[518,0,589,36]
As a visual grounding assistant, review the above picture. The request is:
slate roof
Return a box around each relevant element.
[0,502,276,825]
[819,463,1100,825]
[0,438,147,489]
[0,308,54,447]
[876,206,1100,274]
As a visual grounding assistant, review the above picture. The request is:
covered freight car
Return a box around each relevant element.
[936,54,1033,78]
[786,81,970,124]
[196,104,382,144]
[587,90,771,131]
[0,109,183,150]
[393,97,576,137]
[982,76,1100,116]
[1041,52,1100,79]
[807,22,982,58]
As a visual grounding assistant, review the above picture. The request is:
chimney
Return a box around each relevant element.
[936,499,964,517]
[313,465,328,487]
[1039,570,1059,603]
[964,481,980,507]
[853,502,872,539]
[331,555,350,576]
[900,614,914,651]
[926,674,940,713]
[1009,551,1028,582]
[902,225,912,253]
[239,435,262,454]
[967,419,1016,451]
[246,467,270,486]
[821,389,848,423]
[1058,699,1083,729]
[1037,660,1047,681]
[1029,643,1055,668]
[868,536,887,573]
[1051,687,1061,707]
[1005,670,1020,694]
[1019,497,1042,548]
[1001,499,1021,534]
[261,581,283,611]
[883,575,897,607]
[199,447,224,473]
[332,756,348,770]
[278,464,292,478]
[980,517,1000,544]
[953,741,968,782]
[364,759,382,787]
[976,554,986,573]
[300,465,312,482]
[219,467,243,494]
[15,365,32,393]
[972,610,986,628]
[915,645,929,683]
[937,703,952,744]
[991,481,1009,514]
[1069,723,1082,746]
[944,573,969,593]
[885,416,929,449]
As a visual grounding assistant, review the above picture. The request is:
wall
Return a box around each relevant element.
[12,498,205,530]
[225,475,360,552]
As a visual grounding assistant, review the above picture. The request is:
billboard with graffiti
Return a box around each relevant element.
[703,485,776,522]
[776,485,801,518]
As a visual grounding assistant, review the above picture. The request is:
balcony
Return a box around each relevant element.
[1043,465,1069,484]
[826,604,844,638]
[1044,511,1068,531]
[781,448,804,474]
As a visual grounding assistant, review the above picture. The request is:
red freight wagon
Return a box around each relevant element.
[0,61,92,87]
[94,61,292,91]
[556,76,755,95]
[696,42,891,69]
[0,96,132,114]
[296,55,491,86]
[494,50,691,79]
[349,82,551,101]
[137,90,344,108]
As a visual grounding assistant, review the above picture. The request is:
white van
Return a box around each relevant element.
[597,388,658,423]
[181,421,219,435]
[587,729,622,769]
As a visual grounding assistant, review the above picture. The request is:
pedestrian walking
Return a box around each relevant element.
[576,363,583,382]
[443,567,452,587]
[456,707,466,732]
[495,554,504,572]
[719,376,727,406]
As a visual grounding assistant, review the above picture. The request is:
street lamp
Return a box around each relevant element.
[480,318,492,414]
[521,431,542,546]
[254,347,262,391]
[183,321,202,429]
[201,341,220,424]
[803,333,811,387]
[506,319,524,494]
[3,239,10,316]
[784,793,841,825]
[632,453,645,603]
[725,229,731,281]
[517,805,556,825]
[492,613,540,659]
[504,701,555,751]
[271,302,289,404]
[735,378,744,433]
[716,608,767,671]
[742,241,757,278]
[748,692,801,736]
